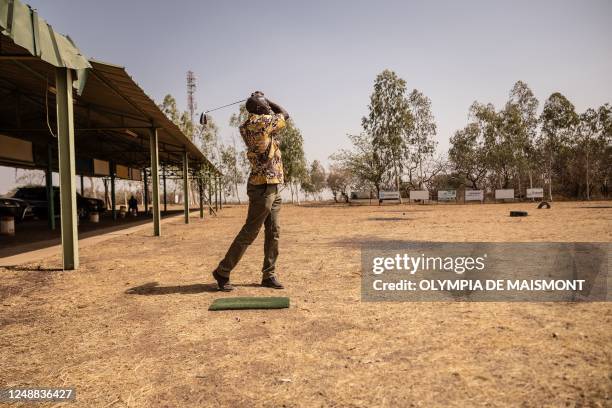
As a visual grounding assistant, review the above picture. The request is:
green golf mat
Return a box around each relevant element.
[209,297,290,311]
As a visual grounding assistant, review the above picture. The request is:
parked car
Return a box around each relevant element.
[12,186,106,218]
[0,197,31,221]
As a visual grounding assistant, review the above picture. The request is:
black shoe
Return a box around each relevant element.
[212,270,234,292]
[261,276,284,289]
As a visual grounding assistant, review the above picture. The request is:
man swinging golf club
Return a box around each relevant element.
[212,91,289,291]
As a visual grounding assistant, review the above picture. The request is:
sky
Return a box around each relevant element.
[1,0,611,194]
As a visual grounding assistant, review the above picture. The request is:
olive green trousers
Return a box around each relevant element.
[215,183,281,280]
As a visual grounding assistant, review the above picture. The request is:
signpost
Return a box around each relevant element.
[495,189,515,200]
[409,190,429,202]
[465,190,484,203]
[438,190,457,202]
[378,191,401,204]
[526,188,544,199]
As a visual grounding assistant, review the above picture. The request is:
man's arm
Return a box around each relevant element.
[266,99,289,120]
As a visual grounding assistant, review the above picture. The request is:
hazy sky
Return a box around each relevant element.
[1,0,611,194]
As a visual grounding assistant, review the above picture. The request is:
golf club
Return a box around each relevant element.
[199,98,247,126]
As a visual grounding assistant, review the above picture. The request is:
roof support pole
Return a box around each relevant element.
[46,144,55,231]
[208,171,213,215]
[55,67,79,270]
[198,176,204,219]
[182,151,190,224]
[162,165,167,213]
[219,175,223,210]
[110,163,116,220]
[143,169,149,215]
[149,128,161,236]
[214,174,219,212]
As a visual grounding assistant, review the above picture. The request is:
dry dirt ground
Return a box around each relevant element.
[0,201,610,407]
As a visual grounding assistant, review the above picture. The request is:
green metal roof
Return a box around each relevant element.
[0,0,90,70]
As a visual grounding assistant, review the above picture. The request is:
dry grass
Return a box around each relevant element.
[0,201,610,407]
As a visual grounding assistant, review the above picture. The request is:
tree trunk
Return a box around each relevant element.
[394,162,402,204]
[234,181,241,204]
[548,151,553,202]
[586,149,590,201]
[295,182,301,205]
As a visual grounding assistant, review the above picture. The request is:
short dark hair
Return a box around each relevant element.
[246,92,272,114]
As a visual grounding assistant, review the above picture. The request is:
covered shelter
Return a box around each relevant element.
[0,0,222,269]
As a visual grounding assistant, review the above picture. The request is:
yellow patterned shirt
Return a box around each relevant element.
[240,113,286,185]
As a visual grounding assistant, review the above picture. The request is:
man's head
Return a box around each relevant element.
[246,91,272,115]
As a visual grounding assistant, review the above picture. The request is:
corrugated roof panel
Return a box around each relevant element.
[0,0,90,70]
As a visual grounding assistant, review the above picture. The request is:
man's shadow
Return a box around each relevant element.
[125,281,218,295]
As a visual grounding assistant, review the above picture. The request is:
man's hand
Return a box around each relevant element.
[266,99,289,120]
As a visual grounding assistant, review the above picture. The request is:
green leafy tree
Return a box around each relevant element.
[505,81,539,191]
[301,160,326,200]
[159,94,180,124]
[326,164,353,203]
[539,92,579,200]
[278,120,307,203]
[406,89,437,189]
[219,141,245,204]
[448,123,488,189]
[331,133,391,196]
[362,70,413,200]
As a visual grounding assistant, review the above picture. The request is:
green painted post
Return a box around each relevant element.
[219,175,223,210]
[183,151,190,224]
[110,162,116,220]
[143,169,148,214]
[208,170,213,215]
[162,164,167,213]
[46,144,55,230]
[55,67,79,270]
[214,174,219,212]
[198,176,204,219]
[149,128,161,236]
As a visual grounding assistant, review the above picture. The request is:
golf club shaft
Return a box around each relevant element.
[205,99,247,114]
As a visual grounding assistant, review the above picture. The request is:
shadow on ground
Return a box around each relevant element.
[368,217,411,221]
[3,265,64,272]
[125,281,218,295]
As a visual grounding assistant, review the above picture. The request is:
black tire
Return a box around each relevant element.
[537,201,551,209]
[510,211,528,217]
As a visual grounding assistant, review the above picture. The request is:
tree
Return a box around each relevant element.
[219,141,245,204]
[302,160,326,200]
[448,123,488,189]
[278,120,307,204]
[362,70,413,200]
[326,165,352,203]
[331,133,391,197]
[505,81,539,191]
[405,89,437,189]
[159,94,180,124]
[576,109,598,199]
[200,116,221,164]
[539,93,579,200]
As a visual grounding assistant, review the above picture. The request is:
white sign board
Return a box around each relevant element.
[379,191,400,200]
[438,190,456,201]
[526,188,544,199]
[495,189,515,200]
[465,190,484,201]
[410,190,429,200]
